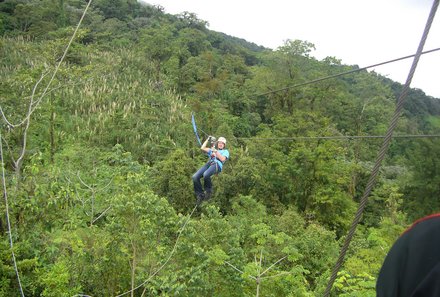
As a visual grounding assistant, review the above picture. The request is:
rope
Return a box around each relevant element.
[257,47,440,97]
[115,204,198,297]
[323,1,439,296]
[0,131,25,297]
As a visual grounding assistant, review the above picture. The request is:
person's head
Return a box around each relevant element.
[376,213,440,297]
[217,136,226,149]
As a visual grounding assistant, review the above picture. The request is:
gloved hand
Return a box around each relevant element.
[208,136,216,143]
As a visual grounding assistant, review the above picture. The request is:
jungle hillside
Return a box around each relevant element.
[1,0,440,296]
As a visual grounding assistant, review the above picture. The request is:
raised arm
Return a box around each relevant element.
[201,137,211,153]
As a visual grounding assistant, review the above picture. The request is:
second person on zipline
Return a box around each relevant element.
[192,136,229,205]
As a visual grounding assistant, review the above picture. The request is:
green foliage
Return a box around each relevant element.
[149,148,197,212]
[38,260,79,297]
[401,139,440,220]
[140,24,176,82]
[334,270,376,297]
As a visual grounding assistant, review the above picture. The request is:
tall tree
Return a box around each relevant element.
[139,25,175,84]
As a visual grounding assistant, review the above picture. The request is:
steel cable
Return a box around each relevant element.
[323,0,439,296]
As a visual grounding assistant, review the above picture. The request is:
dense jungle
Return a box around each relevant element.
[1,0,440,296]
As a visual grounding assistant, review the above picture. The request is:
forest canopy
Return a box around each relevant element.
[1,0,439,296]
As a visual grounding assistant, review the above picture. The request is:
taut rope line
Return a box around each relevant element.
[323,0,439,296]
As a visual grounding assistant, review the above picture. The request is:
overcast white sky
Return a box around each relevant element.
[149,0,440,98]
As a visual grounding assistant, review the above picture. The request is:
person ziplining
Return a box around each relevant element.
[192,136,229,205]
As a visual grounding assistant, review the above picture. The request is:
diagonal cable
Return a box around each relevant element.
[323,0,439,296]
[257,47,440,97]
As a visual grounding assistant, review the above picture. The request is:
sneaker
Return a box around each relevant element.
[204,190,212,201]
[196,193,205,205]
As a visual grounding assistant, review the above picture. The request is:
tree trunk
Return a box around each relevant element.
[131,244,136,297]
[50,93,55,163]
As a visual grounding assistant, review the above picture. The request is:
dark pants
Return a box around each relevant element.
[192,162,219,196]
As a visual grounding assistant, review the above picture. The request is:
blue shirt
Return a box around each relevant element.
[207,148,229,171]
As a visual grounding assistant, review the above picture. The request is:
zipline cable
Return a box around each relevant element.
[257,47,440,97]
[0,130,25,297]
[193,46,440,146]
[236,134,440,141]
[323,0,439,296]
